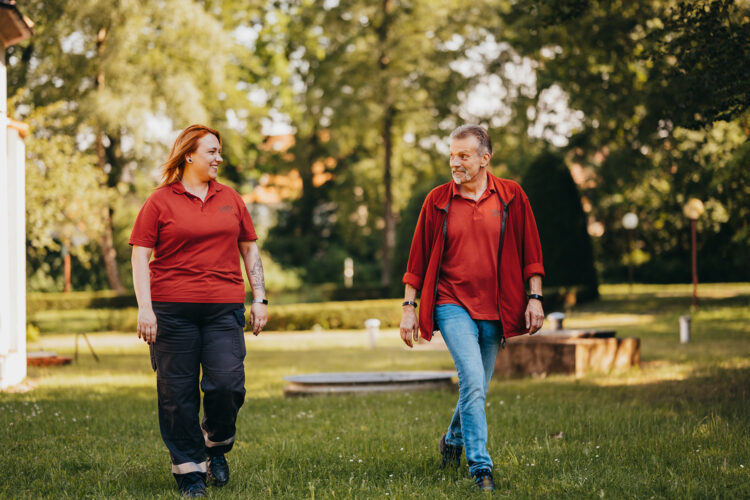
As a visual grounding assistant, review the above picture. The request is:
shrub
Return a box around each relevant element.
[26,323,41,343]
[30,308,139,334]
[27,291,137,311]
[28,300,404,334]
[262,299,403,331]
[521,151,599,298]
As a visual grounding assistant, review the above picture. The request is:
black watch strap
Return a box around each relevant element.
[402,300,418,308]
[253,298,269,305]
[527,294,543,303]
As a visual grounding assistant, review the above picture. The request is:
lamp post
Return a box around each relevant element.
[622,212,639,292]
[344,257,354,288]
[683,199,704,307]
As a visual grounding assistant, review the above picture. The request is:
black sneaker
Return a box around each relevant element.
[439,434,462,467]
[180,481,207,497]
[207,454,229,487]
[474,469,495,492]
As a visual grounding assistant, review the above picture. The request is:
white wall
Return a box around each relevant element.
[0,47,28,389]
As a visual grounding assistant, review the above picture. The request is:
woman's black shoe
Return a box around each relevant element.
[439,434,462,467]
[208,454,229,486]
[474,469,495,492]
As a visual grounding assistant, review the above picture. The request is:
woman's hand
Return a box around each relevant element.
[137,307,158,344]
[250,303,267,336]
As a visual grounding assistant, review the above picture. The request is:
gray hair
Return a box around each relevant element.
[450,124,493,156]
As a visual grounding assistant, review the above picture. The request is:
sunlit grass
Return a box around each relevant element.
[3,284,750,498]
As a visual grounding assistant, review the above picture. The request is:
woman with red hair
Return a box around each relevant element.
[130,124,267,497]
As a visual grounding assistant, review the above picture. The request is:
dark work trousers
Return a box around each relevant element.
[151,302,246,489]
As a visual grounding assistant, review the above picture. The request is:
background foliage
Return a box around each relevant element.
[7,0,749,295]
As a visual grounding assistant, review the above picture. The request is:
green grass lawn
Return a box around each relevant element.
[3,284,749,498]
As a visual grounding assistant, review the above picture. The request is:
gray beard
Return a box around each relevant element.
[453,168,479,184]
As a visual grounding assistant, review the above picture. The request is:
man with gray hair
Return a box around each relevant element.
[400,124,545,491]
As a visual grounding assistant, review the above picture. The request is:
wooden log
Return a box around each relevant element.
[495,336,640,378]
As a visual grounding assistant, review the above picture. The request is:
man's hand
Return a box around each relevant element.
[525,299,544,334]
[137,307,157,345]
[250,303,267,336]
[400,307,419,348]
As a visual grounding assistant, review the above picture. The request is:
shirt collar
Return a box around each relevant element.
[170,180,222,195]
[450,179,496,198]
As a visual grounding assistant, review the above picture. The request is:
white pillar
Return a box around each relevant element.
[0,45,28,389]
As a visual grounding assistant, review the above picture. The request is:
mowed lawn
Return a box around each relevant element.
[2,284,749,499]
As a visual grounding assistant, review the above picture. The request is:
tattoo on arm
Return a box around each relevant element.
[250,256,265,294]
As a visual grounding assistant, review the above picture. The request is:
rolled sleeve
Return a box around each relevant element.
[520,191,544,282]
[523,263,545,282]
[402,272,424,290]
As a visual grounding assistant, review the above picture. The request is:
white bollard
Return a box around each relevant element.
[679,315,691,344]
[364,318,381,349]
[547,312,566,331]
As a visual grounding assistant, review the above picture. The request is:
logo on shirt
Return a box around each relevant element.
[219,205,233,213]
[491,209,503,217]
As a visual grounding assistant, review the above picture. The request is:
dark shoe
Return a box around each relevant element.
[180,481,206,497]
[474,469,495,492]
[439,434,462,467]
[208,454,229,487]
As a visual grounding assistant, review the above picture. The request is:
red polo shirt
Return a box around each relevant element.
[129,181,257,303]
[437,182,501,320]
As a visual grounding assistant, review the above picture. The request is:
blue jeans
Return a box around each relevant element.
[435,304,503,476]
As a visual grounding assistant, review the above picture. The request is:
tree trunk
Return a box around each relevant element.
[381,105,395,286]
[379,0,396,287]
[62,239,71,293]
[95,26,125,293]
[100,205,125,293]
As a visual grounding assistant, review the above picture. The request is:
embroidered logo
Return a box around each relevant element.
[219,205,233,213]
[491,209,503,217]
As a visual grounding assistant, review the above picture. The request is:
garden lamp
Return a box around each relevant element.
[683,198,704,307]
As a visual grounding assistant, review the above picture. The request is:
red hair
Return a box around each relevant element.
[159,124,222,188]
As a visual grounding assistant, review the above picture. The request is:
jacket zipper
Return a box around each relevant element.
[432,202,450,332]
[497,195,515,348]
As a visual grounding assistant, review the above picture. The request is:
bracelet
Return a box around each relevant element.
[527,294,543,303]
[402,300,418,308]
[253,298,268,305]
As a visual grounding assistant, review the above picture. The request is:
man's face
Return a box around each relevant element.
[449,135,489,185]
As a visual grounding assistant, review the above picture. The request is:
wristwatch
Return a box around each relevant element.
[252,298,269,305]
[527,294,543,303]
[402,300,418,308]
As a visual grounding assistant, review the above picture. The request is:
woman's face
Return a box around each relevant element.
[186,134,223,182]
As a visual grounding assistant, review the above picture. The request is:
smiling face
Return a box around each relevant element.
[449,135,490,185]
[185,133,223,182]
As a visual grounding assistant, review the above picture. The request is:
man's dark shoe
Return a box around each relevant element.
[474,469,495,492]
[207,454,229,487]
[180,481,206,497]
[439,434,462,467]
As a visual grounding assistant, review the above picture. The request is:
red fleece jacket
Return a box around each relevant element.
[402,173,545,340]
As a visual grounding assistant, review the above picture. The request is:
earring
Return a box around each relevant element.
[187,158,192,163]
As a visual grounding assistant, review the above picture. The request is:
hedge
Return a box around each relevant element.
[28,292,589,334]
[262,299,403,331]
[28,300,404,334]
[27,291,138,312]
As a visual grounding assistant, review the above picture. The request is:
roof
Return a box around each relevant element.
[0,0,34,48]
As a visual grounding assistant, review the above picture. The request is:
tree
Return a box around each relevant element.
[521,151,598,292]
[262,0,487,286]
[486,0,750,282]
[8,0,262,291]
